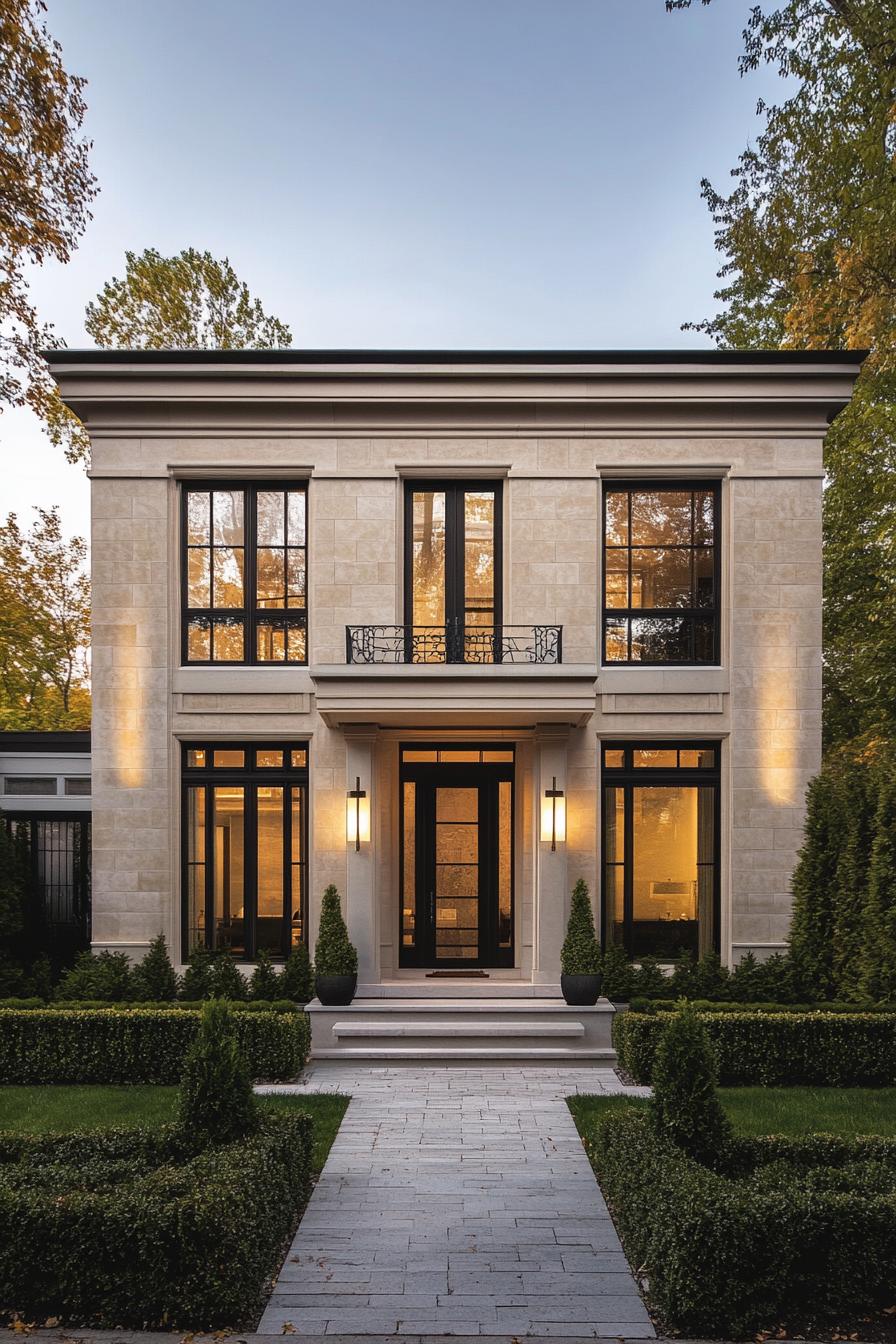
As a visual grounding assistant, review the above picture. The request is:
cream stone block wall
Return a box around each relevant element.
[78,391,844,969]
[90,477,172,954]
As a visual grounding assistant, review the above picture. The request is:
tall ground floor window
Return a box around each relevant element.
[182,742,308,959]
[601,742,719,959]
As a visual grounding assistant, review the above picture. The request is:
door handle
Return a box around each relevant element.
[429,889,435,924]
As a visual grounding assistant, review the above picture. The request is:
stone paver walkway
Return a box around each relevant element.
[258,1065,653,1339]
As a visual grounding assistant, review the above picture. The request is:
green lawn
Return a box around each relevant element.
[0,1087,349,1174]
[569,1087,896,1138]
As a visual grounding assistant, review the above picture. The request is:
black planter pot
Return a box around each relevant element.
[316,973,357,1006]
[560,972,602,1006]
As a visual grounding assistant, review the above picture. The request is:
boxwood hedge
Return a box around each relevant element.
[582,1104,896,1336]
[614,1009,896,1085]
[0,1113,313,1328]
[0,1007,310,1083]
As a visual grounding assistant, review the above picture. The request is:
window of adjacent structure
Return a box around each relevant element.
[601,742,719,960]
[182,742,308,959]
[3,777,57,796]
[602,483,720,665]
[404,482,501,662]
[182,484,307,665]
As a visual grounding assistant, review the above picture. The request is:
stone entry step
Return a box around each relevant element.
[308,996,616,1063]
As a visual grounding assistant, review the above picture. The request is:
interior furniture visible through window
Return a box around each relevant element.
[405,481,501,662]
[602,742,719,959]
[182,483,307,665]
[603,481,720,664]
[182,743,308,959]
[399,744,514,968]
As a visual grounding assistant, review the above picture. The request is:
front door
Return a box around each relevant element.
[399,749,514,969]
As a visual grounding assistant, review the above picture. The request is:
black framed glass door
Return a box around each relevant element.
[399,748,513,968]
[404,481,501,662]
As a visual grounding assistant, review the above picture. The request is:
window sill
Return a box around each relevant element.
[598,666,728,694]
[173,666,315,694]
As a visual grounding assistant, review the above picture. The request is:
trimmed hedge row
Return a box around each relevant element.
[628,997,896,1015]
[0,997,300,1012]
[613,1009,896,1085]
[0,1113,314,1328]
[0,1008,310,1083]
[581,1103,896,1336]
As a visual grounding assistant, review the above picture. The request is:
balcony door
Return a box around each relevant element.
[399,747,514,969]
[404,482,501,662]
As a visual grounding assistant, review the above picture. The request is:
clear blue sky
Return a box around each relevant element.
[5,0,783,538]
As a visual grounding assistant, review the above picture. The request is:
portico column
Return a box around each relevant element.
[344,724,378,984]
[532,723,570,985]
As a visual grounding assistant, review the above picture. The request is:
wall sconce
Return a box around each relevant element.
[346,776,370,851]
[540,776,566,851]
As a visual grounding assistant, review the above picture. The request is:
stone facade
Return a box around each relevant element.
[48,351,862,975]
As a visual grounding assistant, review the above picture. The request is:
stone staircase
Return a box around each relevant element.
[307,993,617,1063]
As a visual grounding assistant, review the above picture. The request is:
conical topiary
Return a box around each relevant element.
[176,998,258,1144]
[630,955,668,999]
[601,941,635,1000]
[248,948,282,1001]
[180,944,214,1000]
[131,932,179,1001]
[314,886,358,976]
[560,879,601,975]
[208,951,248,1000]
[650,1000,732,1168]
[281,941,315,1003]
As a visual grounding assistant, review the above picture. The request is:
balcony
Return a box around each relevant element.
[345,622,563,666]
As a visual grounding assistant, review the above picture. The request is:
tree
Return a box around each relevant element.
[177,998,258,1144]
[1,0,96,464]
[0,506,90,729]
[859,770,896,1001]
[669,0,896,747]
[131,933,179,1001]
[650,1000,732,1168]
[85,248,293,351]
[788,766,849,995]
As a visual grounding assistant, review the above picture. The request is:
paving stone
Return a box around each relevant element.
[257,1064,654,1338]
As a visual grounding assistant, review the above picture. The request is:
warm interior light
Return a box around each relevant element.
[346,776,370,850]
[540,777,566,850]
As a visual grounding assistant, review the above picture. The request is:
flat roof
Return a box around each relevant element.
[0,731,91,753]
[44,347,867,367]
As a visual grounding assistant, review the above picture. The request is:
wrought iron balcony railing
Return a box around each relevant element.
[345,622,563,665]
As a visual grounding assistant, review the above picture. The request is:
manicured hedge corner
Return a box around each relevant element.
[0,1008,311,1084]
[574,1102,896,1337]
[0,1112,314,1329]
[613,1009,896,1085]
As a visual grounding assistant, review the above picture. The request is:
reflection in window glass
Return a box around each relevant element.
[412,491,446,629]
[256,750,284,768]
[291,749,307,768]
[603,748,625,769]
[183,485,306,665]
[603,787,624,946]
[634,749,678,769]
[187,749,206,768]
[603,485,718,665]
[186,787,206,948]
[213,750,245,768]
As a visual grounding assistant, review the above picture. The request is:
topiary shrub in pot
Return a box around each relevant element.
[314,885,358,1005]
[560,878,602,1005]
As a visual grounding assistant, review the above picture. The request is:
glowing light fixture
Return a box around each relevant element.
[346,776,370,851]
[541,776,566,851]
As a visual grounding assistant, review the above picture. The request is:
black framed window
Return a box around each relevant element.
[404,481,502,662]
[601,742,719,960]
[603,482,720,664]
[183,483,307,664]
[182,742,308,959]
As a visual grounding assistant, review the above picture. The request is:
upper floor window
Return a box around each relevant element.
[602,482,720,665]
[182,484,307,665]
[405,481,501,662]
